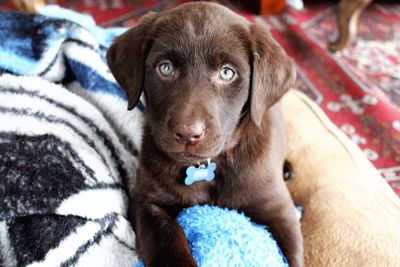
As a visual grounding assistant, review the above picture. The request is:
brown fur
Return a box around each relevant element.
[107,2,303,267]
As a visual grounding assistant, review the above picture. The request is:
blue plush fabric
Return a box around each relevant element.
[135,205,288,267]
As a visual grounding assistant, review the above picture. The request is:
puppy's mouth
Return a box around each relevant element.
[168,151,211,164]
[153,132,224,164]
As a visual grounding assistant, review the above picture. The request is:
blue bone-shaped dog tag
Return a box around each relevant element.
[185,162,216,185]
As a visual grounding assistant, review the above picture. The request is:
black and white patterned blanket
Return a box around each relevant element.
[0,7,143,267]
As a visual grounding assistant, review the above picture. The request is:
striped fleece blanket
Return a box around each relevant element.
[0,8,143,267]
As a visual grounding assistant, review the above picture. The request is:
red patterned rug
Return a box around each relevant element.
[2,0,400,195]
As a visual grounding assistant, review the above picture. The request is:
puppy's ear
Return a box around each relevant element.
[249,24,296,126]
[107,12,158,110]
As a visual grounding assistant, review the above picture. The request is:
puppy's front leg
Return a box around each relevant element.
[243,193,304,267]
[134,203,197,267]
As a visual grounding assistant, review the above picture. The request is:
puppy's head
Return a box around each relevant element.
[107,2,295,163]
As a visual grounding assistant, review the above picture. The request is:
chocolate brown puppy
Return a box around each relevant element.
[107,2,303,267]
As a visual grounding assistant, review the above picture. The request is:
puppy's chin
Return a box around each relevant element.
[155,140,223,165]
[167,152,210,165]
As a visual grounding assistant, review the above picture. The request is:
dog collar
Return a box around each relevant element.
[184,158,216,185]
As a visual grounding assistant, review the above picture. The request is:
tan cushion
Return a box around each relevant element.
[282,91,400,267]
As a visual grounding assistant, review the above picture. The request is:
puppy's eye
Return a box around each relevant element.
[218,66,235,82]
[158,61,174,77]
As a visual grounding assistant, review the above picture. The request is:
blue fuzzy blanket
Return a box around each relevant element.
[0,7,287,267]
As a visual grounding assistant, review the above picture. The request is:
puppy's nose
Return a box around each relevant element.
[174,122,205,145]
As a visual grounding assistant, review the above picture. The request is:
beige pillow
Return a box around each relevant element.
[282,91,400,267]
